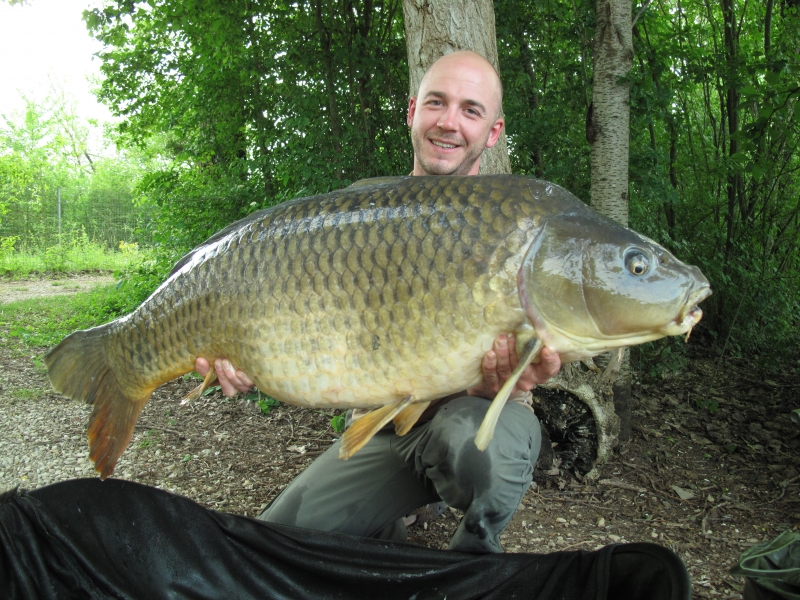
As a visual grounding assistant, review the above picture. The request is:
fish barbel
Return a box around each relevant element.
[44,176,711,478]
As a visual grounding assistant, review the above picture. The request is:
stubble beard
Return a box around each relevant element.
[412,128,487,176]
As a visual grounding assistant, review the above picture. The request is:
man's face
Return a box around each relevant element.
[407,54,504,176]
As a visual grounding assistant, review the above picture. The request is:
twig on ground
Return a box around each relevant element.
[559,539,597,551]
[599,478,646,493]
[287,450,325,461]
[770,474,800,503]
[632,423,662,438]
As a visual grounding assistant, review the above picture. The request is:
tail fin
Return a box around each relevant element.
[44,327,151,479]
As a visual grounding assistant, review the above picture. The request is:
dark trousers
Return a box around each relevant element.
[259,396,541,553]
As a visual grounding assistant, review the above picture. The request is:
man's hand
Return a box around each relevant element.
[467,334,561,399]
[195,358,255,397]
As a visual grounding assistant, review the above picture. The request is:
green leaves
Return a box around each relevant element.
[330,412,346,434]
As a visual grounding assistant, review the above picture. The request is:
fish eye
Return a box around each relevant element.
[625,250,650,276]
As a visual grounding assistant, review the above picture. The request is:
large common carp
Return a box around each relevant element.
[45,176,710,478]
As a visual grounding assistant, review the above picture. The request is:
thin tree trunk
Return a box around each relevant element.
[721,0,741,272]
[402,0,511,174]
[587,0,634,443]
[588,0,633,223]
[315,0,343,155]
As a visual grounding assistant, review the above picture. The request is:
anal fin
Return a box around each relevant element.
[474,339,543,451]
[393,400,431,436]
[339,396,415,459]
[183,364,218,404]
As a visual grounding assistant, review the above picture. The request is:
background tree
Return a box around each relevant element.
[403,0,511,174]
[585,0,635,441]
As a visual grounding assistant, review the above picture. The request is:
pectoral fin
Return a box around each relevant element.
[183,365,218,404]
[600,347,625,382]
[339,396,415,459]
[393,401,431,436]
[474,339,543,451]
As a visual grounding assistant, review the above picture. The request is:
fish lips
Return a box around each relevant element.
[673,286,712,331]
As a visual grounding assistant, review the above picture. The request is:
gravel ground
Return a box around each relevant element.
[2,277,798,598]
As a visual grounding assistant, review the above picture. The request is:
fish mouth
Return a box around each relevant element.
[674,287,712,339]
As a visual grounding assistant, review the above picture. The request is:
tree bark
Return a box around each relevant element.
[402,0,511,174]
[588,0,633,223]
[586,0,634,445]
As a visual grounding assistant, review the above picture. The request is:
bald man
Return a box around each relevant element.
[198,51,561,553]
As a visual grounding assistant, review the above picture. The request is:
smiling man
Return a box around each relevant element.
[408,51,504,176]
[198,50,561,554]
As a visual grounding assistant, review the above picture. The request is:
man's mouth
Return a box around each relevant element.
[430,139,459,150]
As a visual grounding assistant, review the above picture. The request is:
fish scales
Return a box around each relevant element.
[189,179,518,397]
[45,175,710,477]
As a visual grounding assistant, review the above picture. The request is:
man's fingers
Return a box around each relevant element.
[195,357,210,378]
[235,369,255,389]
[482,350,499,385]
[510,346,563,391]
[212,358,254,396]
[537,347,561,379]
[493,335,513,379]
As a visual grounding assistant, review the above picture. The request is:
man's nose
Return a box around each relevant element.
[437,106,459,130]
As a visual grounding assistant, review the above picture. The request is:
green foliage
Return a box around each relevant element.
[0,284,131,348]
[86,0,411,251]
[0,236,19,259]
[695,398,719,414]
[0,233,142,277]
[0,95,156,283]
[632,338,691,381]
[243,390,280,414]
[624,0,800,364]
[330,412,346,434]
[495,0,594,197]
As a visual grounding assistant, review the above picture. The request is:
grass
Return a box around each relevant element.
[11,388,43,400]
[0,284,128,349]
[0,235,143,279]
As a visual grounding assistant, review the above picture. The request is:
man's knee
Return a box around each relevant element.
[418,396,540,501]
[430,396,540,455]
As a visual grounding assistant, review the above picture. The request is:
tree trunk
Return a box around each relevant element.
[585,0,634,447]
[588,0,633,222]
[402,0,511,174]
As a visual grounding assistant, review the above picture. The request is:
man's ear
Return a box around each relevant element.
[407,97,417,127]
[485,118,505,149]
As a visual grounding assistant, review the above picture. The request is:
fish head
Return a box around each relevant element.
[518,211,711,359]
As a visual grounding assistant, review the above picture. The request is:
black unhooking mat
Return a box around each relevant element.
[0,478,690,599]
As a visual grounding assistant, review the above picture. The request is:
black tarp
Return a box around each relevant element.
[1,479,690,599]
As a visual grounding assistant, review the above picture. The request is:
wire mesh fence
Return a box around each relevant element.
[0,194,154,275]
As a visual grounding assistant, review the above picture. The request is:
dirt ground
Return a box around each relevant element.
[0,274,116,304]
[2,276,797,599]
